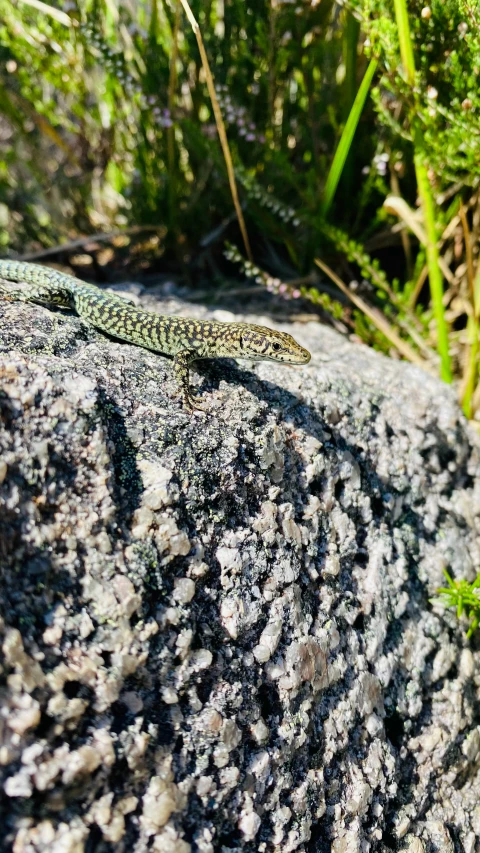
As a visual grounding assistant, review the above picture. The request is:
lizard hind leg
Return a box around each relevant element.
[0,281,72,308]
[173,348,210,413]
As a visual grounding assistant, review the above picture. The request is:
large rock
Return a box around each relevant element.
[0,282,480,853]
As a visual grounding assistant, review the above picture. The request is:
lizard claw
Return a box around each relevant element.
[0,285,18,302]
[183,393,210,414]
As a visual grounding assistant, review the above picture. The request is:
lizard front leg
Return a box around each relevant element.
[173,348,209,412]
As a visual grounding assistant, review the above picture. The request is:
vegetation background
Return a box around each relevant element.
[0,0,479,412]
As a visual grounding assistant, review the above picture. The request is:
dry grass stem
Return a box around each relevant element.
[314,256,430,370]
[178,0,252,261]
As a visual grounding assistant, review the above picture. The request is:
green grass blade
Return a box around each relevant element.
[393,0,452,383]
[343,12,360,114]
[321,57,377,217]
[17,0,71,26]
[414,140,452,382]
[393,0,415,82]
[341,11,360,195]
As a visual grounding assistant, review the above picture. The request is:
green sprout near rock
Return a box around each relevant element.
[432,570,480,638]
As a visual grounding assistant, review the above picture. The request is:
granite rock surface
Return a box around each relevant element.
[0,282,480,853]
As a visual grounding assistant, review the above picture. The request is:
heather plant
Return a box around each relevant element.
[353,0,480,396]
[356,0,480,187]
[0,0,349,255]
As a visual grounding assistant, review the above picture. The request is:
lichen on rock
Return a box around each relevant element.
[1,288,480,852]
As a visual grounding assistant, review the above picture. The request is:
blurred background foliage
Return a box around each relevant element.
[0,0,480,414]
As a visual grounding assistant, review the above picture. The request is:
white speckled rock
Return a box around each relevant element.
[1,286,480,852]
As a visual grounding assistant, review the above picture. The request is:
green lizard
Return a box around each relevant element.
[0,260,311,411]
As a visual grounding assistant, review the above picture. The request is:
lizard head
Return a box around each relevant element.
[236,324,311,364]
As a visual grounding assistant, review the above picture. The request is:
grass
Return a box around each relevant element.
[178,0,252,261]
[321,57,378,218]
[432,571,480,638]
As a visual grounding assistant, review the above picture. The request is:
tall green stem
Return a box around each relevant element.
[393,0,452,382]
[413,133,452,382]
[341,11,360,196]
[321,58,377,217]
[393,0,416,83]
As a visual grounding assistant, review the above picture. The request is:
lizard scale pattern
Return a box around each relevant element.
[0,260,311,411]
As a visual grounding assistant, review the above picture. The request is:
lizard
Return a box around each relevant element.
[0,260,311,411]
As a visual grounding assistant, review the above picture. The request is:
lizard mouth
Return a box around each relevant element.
[287,349,311,364]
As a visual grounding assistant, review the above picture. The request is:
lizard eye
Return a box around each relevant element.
[272,342,281,352]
